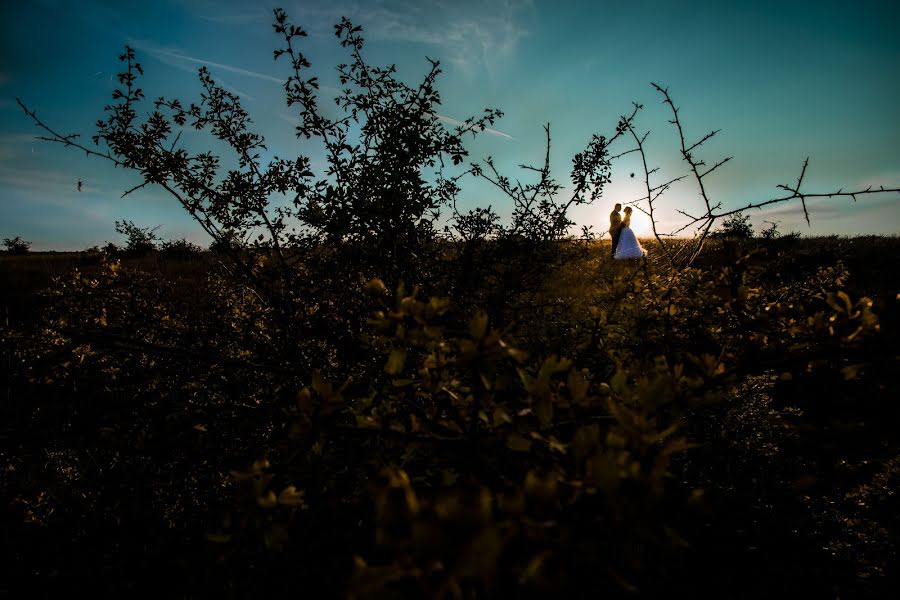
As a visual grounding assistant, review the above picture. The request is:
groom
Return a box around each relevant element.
[609,203,622,257]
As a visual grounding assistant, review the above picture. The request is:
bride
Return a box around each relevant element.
[613,206,646,260]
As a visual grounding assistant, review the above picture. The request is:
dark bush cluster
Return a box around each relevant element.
[3,235,31,255]
[712,212,754,239]
[114,219,160,256]
[159,237,203,259]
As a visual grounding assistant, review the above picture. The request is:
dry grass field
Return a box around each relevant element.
[1,235,898,597]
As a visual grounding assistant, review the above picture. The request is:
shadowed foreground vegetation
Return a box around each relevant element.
[1,236,898,598]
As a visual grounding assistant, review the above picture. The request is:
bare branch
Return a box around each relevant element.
[610,147,639,161]
[698,156,733,179]
[711,183,900,222]
[120,182,151,198]
[625,120,677,268]
[18,98,122,166]
[686,129,720,154]
[651,83,739,266]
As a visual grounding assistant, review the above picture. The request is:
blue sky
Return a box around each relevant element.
[1,0,898,249]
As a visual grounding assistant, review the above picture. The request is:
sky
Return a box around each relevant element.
[1,0,898,250]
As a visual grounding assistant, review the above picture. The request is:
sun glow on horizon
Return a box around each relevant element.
[626,209,653,237]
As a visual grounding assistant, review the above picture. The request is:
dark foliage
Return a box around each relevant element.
[102,241,121,255]
[114,219,160,256]
[712,212,754,239]
[208,228,242,254]
[3,236,32,255]
[160,237,202,259]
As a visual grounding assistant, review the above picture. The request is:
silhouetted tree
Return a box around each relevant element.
[2,236,31,254]
[114,219,159,255]
[160,237,202,259]
[712,212,754,239]
[760,220,780,239]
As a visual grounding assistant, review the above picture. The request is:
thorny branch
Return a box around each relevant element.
[612,83,900,268]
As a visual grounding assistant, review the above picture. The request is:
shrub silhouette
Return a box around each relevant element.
[712,212,754,239]
[114,219,159,255]
[3,236,31,254]
[160,237,202,259]
[208,228,242,254]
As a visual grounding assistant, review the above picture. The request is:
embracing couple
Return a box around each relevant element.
[609,203,646,260]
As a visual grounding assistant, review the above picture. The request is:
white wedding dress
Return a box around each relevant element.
[613,225,646,260]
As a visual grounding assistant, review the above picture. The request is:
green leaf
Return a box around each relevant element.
[567,369,590,403]
[257,490,278,509]
[837,290,852,313]
[547,435,567,454]
[517,368,534,392]
[538,355,571,380]
[506,433,532,452]
[470,311,489,341]
[364,278,386,295]
[840,364,863,380]
[385,348,407,375]
[492,407,512,425]
[609,369,628,395]
[278,485,306,507]
[573,425,600,464]
[826,291,852,314]
[534,395,553,428]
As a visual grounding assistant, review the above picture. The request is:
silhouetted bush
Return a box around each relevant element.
[760,220,780,239]
[208,228,242,254]
[3,236,31,254]
[160,237,202,259]
[114,219,159,255]
[712,212,754,239]
[102,241,121,256]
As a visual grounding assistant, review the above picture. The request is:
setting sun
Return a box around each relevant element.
[627,209,652,237]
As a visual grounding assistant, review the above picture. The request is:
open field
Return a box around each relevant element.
[1,236,898,598]
[4,235,897,320]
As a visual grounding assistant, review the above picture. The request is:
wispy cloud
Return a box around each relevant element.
[197,9,269,25]
[436,113,514,140]
[176,0,270,24]
[755,194,898,220]
[855,171,900,191]
[0,165,93,195]
[0,166,116,226]
[0,133,41,144]
[221,81,255,100]
[0,133,42,160]
[129,39,285,84]
[278,113,297,125]
[290,0,532,80]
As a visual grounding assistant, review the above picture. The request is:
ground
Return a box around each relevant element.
[1,236,897,598]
